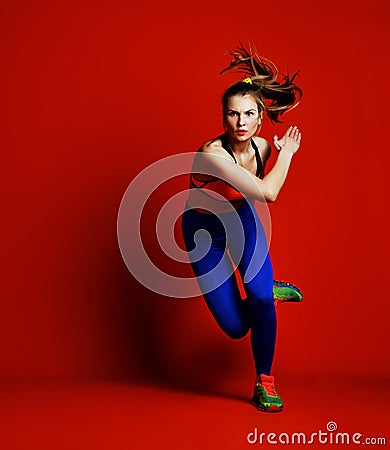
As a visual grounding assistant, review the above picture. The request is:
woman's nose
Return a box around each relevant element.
[238,114,245,126]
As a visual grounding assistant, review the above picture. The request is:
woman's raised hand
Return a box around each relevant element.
[273,126,302,155]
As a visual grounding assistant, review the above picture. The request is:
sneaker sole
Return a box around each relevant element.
[251,396,284,413]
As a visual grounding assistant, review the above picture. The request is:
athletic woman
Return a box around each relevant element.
[181,44,302,412]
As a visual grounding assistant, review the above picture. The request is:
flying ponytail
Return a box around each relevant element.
[220,43,302,123]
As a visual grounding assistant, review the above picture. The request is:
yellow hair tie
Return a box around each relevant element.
[243,77,253,84]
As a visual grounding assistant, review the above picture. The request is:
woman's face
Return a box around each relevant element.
[223,94,263,142]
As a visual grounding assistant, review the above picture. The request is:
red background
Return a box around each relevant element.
[1,0,389,448]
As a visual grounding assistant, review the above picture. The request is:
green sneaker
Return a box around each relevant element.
[273,280,303,305]
[252,374,283,412]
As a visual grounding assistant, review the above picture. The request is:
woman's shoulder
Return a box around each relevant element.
[252,136,271,162]
[198,136,233,160]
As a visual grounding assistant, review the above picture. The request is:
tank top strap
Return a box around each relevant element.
[219,134,237,163]
[251,138,263,177]
[220,133,263,177]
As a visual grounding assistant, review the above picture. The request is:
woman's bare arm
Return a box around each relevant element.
[195,126,301,202]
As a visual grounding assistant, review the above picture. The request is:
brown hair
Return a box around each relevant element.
[220,43,302,123]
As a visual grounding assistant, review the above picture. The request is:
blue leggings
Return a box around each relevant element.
[181,199,276,375]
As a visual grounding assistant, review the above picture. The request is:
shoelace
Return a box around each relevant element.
[261,382,278,397]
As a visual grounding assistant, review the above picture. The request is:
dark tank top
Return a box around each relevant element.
[219,134,263,177]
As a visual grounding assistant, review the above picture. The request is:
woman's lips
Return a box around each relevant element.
[236,130,247,136]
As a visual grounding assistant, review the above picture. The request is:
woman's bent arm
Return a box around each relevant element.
[195,126,301,202]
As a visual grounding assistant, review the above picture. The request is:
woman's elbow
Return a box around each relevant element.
[252,190,277,203]
[251,179,279,202]
[266,194,277,203]
[261,188,278,203]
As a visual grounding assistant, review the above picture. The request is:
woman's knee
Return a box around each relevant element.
[221,322,249,339]
[246,290,275,310]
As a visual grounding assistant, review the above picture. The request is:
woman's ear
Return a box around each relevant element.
[222,117,228,131]
[260,110,264,121]
[256,111,263,133]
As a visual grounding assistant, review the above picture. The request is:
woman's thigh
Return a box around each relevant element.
[228,205,273,300]
[181,213,250,338]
